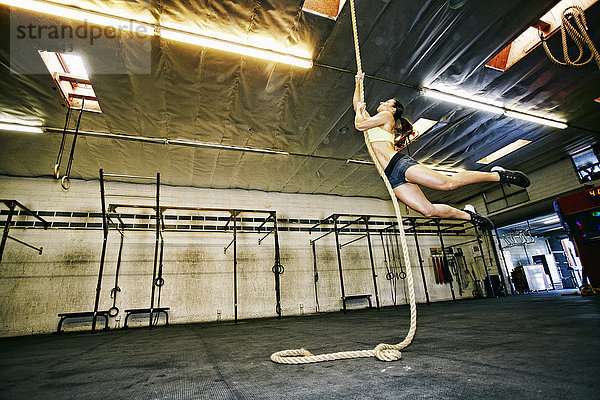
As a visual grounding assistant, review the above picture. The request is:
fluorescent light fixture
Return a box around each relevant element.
[160,29,313,69]
[1,0,312,68]
[346,159,373,165]
[422,88,504,114]
[504,110,568,129]
[423,87,568,129]
[0,122,44,134]
[540,216,560,224]
[477,139,532,164]
[0,0,153,35]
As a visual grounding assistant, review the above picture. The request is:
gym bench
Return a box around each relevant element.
[123,307,170,328]
[57,311,110,333]
[342,294,373,311]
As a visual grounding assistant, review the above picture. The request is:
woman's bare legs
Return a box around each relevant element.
[404,165,499,191]
[393,183,471,220]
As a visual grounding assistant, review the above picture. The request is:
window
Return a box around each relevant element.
[39,51,101,113]
[571,146,600,182]
[483,184,529,214]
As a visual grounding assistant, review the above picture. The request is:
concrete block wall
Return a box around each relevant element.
[0,175,496,337]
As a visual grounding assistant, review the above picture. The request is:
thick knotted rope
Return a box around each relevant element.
[541,5,600,70]
[270,0,417,364]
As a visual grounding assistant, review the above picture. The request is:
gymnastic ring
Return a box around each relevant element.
[61,176,70,190]
[272,264,284,274]
[399,271,406,279]
[385,272,394,280]
[154,277,165,287]
[54,164,60,179]
[108,306,119,317]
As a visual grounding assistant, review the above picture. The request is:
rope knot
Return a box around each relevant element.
[373,343,402,362]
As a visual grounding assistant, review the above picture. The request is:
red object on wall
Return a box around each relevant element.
[557,186,600,287]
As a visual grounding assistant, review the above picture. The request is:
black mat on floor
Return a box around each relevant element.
[1,292,599,399]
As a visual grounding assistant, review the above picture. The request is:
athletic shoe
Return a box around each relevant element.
[491,166,531,188]
[463,204,494,230]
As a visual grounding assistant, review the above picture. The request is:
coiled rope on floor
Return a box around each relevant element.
[270,0,417,364]
[541,5,600,70]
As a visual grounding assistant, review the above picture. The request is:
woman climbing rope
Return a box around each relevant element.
[353,72,530,230]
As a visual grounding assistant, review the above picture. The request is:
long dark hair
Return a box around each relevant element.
[390,98,413,149]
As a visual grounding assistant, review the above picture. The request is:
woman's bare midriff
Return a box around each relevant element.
[370,141,397,169]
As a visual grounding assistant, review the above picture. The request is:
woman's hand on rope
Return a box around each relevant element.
[355,71,365,81]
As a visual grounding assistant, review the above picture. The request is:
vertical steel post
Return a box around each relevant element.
[437,221,456,301]
[363,217,380,309]
[233,210,238,323]
[333,216,347,312]
[311,240,320,312]
[149,173,160,327]
[272,212,282,318]
[411,218,429,305]
[93,169,109,333]
[0,202,15,264]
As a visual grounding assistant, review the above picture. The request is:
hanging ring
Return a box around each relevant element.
[154,277,165,287]
[385,272,395,280]
[61,176,70,190]
[399,271,406,279]
[54,164,60,179]
[272,264,284,274]
[108,306,119,317]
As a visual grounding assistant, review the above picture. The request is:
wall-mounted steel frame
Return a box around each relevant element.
[0,200,49,264]
[308,213,495,310]
[96,173,283,326]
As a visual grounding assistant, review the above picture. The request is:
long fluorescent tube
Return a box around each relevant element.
[160,29,313,69]
[504,110,568,129]
[0,0,153,35]
[0,122,44,134]
[346,159,373,165]
[423,87,568,129]
[422,88,504,114]
[1,0,313,68]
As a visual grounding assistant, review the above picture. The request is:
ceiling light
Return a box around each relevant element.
[422,88,505,114]
[504,110,567,129]
[540,216,560,224]
[346,159,373,165]
[0,122,44,134]
[0,0,153,35]
[1,1,312,68]
[477,139,532,164]
[159,29,313,69]
[423,88,568,128]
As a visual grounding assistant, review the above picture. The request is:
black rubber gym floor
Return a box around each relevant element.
[1,291,599,399]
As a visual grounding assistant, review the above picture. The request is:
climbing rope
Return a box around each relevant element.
[541,5,600,70]
[271,0,417,364]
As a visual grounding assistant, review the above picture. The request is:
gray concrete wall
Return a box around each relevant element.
[0,175,494,337]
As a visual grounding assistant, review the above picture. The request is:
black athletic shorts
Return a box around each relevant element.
[384,152,418,188]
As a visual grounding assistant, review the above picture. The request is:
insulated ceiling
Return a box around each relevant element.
[0,0,599,204]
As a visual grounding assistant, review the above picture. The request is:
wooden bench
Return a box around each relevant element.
[123,307,170,328]
[342,294,373,311]
[57,311,109,333]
